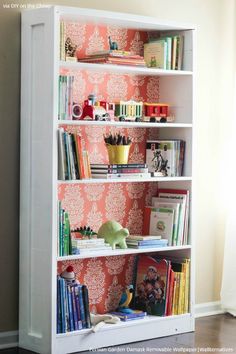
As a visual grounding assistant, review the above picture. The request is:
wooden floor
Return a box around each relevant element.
[1,314,236,354]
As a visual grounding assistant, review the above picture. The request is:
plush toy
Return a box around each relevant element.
[117,285,134,314]
[90,313,120,332]
[60,265,76,282]
[97,220,129,250]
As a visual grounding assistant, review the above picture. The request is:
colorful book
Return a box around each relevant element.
[110,310,147,321]
[134,255,170,316]
[144,40,167,69]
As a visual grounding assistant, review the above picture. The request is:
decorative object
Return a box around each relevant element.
[60,265,76,281]
[65,37,77,60]
[104,133,132,164]
[72,103,83,120]
[117,285,134,314]
[71,226,97,239]
[108,36,118,50]
[97,220,129,249]
[90,313,120,332]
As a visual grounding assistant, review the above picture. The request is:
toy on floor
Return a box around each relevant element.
[90,313,120,332]
[97,220,129,250]
[117,285,134,314]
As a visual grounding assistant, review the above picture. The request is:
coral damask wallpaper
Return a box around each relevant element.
[58,22,160,314]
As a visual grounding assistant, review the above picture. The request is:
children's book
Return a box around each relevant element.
[143,206,174,246]
[134,255,170,316]
[110,310,146,321]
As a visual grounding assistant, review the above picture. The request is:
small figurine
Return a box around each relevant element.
[117,285,134,314]
[65,37,77,58]
[97,220,129,250]
[90,313,120,332]
[60,265,76,282]
[77,226,97,239]
[108,36,118,50]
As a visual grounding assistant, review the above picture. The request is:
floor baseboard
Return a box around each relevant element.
[0,331,18,350]
[195,301,225,318]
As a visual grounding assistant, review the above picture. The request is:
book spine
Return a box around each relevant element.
[57,277,62,333]
[59,278,66,333]
[74,285,83,330]
[67,284,74,331]
[82,285,91,328]
[71,285,79,330]
[77,285,86,328]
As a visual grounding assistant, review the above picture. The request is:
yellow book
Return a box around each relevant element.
[173,272,180,315]
[184,259,190,313]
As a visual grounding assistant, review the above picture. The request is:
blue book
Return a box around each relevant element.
[129,240,168,246]
[59,278,66,333]
[74,285,83,330]
[82,285,91,329]
[67,284,74,331]
[71,285,79,331]
[77,285,86,328]
[57,277,61,333]
[128,241,168,249]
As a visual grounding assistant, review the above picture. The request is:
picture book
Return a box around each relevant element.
[143,206,174,245]
[134,255,170,316]
[110,310,146,321]
[144,40,167,69]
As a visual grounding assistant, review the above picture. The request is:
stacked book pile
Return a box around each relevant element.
[57,277,91,333]
[134,255,190,317]
[110,310,147,321]
[58,75,74,120]
[143,189,190,246]
[77,50,146,67]
[71,238,112,255]
[126,236,168,249]
[146,140,185,177]
[58,128,91,180]
[90,163,150,179]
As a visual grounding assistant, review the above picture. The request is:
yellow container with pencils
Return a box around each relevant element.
[106,144,131,164]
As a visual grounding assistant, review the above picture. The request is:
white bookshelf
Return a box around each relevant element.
[20,6,195,354]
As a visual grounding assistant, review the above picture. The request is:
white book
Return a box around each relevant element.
[148,207,175,246]
[91,172,151,179]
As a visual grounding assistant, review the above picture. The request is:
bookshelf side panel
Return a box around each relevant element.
[20,8,57,354]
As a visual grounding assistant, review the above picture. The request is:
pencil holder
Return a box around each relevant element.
[106,144,131,164]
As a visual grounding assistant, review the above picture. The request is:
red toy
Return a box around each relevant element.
[143,102,174,122]
[81,100,115,121]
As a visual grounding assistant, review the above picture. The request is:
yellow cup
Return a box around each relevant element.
[106,144,131,164]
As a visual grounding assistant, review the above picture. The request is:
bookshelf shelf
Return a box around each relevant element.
[58,120,193,129]
[20,5,195,354]
[60,61,193,77]
[57,245,191,261]
[58,176,192,184]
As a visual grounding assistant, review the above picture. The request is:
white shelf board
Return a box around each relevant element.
[60,61,193,77]
[58,176,192,184]
[57,245,191,260]
[56,313,191,338]
[58,120,192,129]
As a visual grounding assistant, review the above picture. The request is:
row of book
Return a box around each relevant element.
[126,235,168,249]
[134,255,190,316]
[143,188,189,246]
[144,35,184,70]
[58,75,74,120]
[77,50,146,67]
[58,128,91,180]
[90,163,151,179]
[57,277,91,333]
[58,201,71,257]
[146,140,185,177]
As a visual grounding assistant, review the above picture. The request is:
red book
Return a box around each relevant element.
[74,134,85,179]
[166,268,175,316]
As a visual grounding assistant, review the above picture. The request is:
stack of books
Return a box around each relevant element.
[143,189,190,246]
[58,128,91,180]
[58,75,74,120]
[90,163,150,179]
[133,255,190,317]
[146,140,185,177]
[57,277,91,333]
[77,50,146,67]
[71,238,112,255]
[126,236,168,249]
[110,310,147,321]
